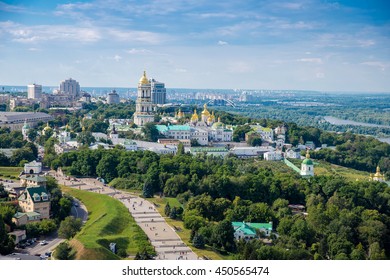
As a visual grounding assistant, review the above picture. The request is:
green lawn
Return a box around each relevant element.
[146,196,232,260]
[287,159,370,181]
[62,186,154,260]
[0,166,22,179]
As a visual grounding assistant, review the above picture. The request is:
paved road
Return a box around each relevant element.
[53,172,199,260]
[15,193,88,259]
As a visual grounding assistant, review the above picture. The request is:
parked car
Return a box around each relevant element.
[40,240,48,246]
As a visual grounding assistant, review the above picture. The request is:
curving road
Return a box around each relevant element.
[52,172,199,260]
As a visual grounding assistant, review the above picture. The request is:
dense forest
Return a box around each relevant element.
[222,93,390,137]
[55,148,390,260]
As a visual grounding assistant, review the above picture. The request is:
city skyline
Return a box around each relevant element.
[0,0,389,92]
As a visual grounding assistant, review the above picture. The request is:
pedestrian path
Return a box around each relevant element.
[53,171,198,260]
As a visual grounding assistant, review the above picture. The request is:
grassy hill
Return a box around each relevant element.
[0,166,22,179]
[62,186,154,260]
[287,158,370,181]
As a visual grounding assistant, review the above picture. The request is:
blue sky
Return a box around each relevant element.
[0,0,389,91]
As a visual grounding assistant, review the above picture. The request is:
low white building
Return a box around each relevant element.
[209,121,233,142]
[285,148,301,159]
[121,139,138,151]
[24,161,42,174]
[264,150,283,161]
[229,146,273,158]
[188,147,229,157]
[250,125,274,142]
[190,127,208,146]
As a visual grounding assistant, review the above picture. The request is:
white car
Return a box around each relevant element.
[40,241,48,246]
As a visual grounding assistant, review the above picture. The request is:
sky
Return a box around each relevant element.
[0,0,389,91]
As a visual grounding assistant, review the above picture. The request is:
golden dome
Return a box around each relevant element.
[191,109,199,121]
[201,103,210,116]
[43,122,52,131]
[139,71,149,85]
[207,115,213,122]
[211,111,216,120]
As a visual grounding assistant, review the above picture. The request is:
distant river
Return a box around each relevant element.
[324,116,390,129]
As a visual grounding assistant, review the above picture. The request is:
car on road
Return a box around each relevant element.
[40,240,48,246]
[45,252,52,257]
[73,202,79,207]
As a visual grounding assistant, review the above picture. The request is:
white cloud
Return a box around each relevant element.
[127,48,153,55]
[297,58,323,64]
[175,68,187,73]
[0,21,101,43]
[217,40,228,45]
[361,61,388,71]
[107,29,168,44]
[113,55,122,62]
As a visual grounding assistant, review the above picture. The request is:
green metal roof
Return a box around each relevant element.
[156,125,191,132]
[155,125,169,133]
[26,186,49,203]
[26,212,41,218]
[190,147,228,153]
[232,222,273,236]
[302,158,313,165]
[13,212,26,219]
[20,175,47,182]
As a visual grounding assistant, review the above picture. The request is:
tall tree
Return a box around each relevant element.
[0,215,15,255]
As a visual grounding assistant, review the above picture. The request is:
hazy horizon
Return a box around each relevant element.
[1,0,389,92]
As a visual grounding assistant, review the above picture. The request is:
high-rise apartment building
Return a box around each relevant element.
[60,78,80,99]
[150,79,166,105]
[27,84,42,100]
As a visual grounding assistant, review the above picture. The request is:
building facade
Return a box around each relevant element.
[151,79,166,105]
[133,71,155,126]
[107,90,120,104]
[300,151,314,176]
[60,78,80,99]
[24,161,42,174]
[27,84,42,100]
[0,112,53,131]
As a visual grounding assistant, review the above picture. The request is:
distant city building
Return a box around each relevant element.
[81,92,91,103]
[300,151,314,176]
[151,78,166,105]
[133,71,155,126]
[27,84,42,99]
[0,112,53,131]
[9,97,37,111]
[40,93,75,109]
[60,78,80,99]
[107,89,120,104]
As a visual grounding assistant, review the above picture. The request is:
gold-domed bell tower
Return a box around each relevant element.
[134,71,155,126]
